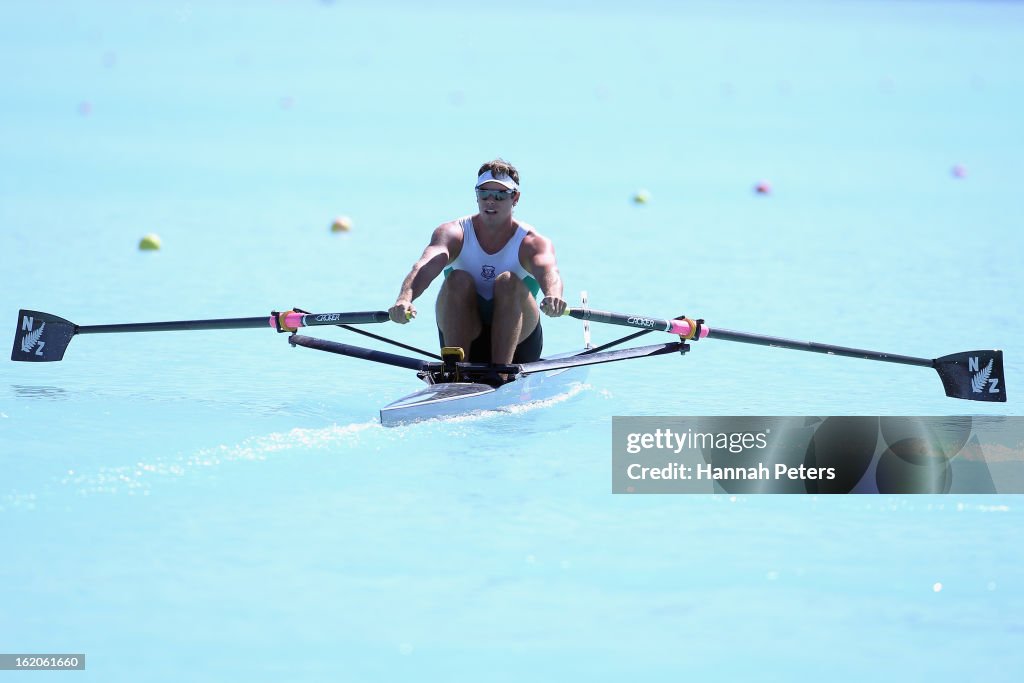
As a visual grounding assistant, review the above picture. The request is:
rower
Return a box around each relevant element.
[388,159,567,370]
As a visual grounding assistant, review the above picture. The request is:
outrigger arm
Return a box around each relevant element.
[287,333,691,383]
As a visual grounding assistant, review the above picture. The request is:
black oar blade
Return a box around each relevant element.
[11,310,78,362]
[934,350,1006,402]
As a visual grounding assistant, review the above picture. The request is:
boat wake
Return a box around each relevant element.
[4,383,595,507]
[12,421,384,502]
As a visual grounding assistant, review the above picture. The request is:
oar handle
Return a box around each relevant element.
[563,308,708,339]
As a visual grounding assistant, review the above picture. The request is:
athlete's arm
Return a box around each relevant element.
[389,222,462,323]
[522,231,566,317]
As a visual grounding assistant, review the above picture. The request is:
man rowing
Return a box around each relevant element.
[388,159,566,372]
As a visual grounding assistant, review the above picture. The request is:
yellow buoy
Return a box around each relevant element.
[138,233,162,250]
[633,190,650,204]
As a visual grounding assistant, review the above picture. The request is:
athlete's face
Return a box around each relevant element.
[475,181,518,220]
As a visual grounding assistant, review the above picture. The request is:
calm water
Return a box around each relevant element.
[2,1,1022,680]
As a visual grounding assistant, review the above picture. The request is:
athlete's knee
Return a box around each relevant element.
[440,269,476,297]
[492,271,525,297]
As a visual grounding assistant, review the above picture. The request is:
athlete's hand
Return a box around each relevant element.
[540,296,566,317]
[389,301,416,324]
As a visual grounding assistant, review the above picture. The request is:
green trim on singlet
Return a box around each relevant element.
[523,275,541,297]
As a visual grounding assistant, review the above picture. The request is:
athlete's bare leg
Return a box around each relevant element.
[435,269,481,354]
[490,272,540,365]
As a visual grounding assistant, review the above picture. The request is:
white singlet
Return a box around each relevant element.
[445,216,540,300]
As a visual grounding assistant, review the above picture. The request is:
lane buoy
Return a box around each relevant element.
[139,233,162,250]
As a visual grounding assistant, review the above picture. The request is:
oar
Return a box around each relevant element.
[11,308,390,362]
[563,307,1006,403]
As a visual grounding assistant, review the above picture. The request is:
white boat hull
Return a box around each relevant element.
[380,364,588,427]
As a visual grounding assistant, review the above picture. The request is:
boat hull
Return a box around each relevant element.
[379,365,588,427]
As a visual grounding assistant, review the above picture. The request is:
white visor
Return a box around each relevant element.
[475,169,519,191]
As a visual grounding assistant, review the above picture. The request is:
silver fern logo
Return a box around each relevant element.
[20,320,45,355]
[969,356,999,394]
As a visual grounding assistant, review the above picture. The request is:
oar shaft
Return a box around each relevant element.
[708,328,934,368]
[77,311,390,335]
[79,317,269,334]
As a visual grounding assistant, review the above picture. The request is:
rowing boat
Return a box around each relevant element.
[281,304,597,425]
[10,300,1007,426]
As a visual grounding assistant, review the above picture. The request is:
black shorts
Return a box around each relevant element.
[438,322,543,364]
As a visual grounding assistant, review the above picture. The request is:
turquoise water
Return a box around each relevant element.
[2,1,1022,680]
